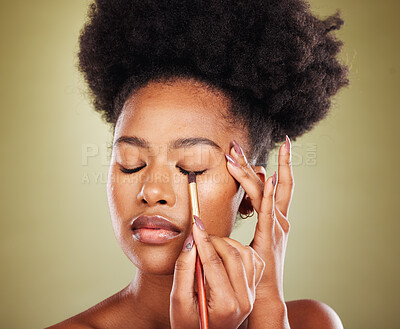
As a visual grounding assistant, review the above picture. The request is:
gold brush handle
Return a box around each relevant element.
[189,182,200,220]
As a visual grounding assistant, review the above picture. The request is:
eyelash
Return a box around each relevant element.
[178,167,207,176]
[119,165,206,176]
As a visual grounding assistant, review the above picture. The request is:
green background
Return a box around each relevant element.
[1,0,399,328]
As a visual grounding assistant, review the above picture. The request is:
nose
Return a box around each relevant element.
[137,171,177,207]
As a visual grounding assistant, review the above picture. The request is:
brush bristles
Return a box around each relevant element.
[188,172,196,184]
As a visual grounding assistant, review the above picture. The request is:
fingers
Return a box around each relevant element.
[207,235,252,301]
[225,140,265,213]
[256,170,291,238]
[221,238,266,288]
[192,215,235,298]
[225,136,294,222]
[276,135,295,218]
[170,239,199,329]
[192,215,265,307]
[226,137,294,234]
[221,238,255,289]
[171,232,197,306]
[255,173,277,239]
[192,216,263,324]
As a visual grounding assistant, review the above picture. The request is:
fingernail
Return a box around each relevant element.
[272,171,277,187]
[232,139,244,156]
[193,215,205,230]
[225,153,241,168]
[285,135,291,154]
[183,232,193,251]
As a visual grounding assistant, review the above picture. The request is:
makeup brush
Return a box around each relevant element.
[188,172,209,329]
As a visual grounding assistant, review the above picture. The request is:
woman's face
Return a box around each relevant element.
[107,79,250,275]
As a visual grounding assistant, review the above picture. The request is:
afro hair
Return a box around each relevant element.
[78,0,349,167]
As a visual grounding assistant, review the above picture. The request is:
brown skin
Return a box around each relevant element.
[46,78,344,329]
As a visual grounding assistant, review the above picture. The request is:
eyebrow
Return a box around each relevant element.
[113,135,222,151]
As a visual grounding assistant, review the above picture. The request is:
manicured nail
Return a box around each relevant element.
[232,139,244,156]
[225,153,241,168]
[193,215,205,230]
[183,232,193,251]
[285,135,291,153]
[272,171,277,187]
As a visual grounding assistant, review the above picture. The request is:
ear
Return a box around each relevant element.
[238,165,267,214]
[253,165,267,183]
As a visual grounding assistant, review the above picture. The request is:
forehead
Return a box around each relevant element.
[114,79,243,153]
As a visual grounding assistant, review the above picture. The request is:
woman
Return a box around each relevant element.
[48,0,349,328]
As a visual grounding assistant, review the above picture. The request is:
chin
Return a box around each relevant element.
[120,239,183,275]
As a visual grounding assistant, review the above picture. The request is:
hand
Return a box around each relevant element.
[225,136,294,304]
[170,216,266,329]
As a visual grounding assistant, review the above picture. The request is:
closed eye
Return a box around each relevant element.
[119,164,206,176]
[119,164,146,174]
[177,167,207,176]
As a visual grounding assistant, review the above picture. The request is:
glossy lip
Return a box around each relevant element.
[130,215,182,245]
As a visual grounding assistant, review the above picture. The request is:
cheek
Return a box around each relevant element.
[197,171,241,236]
[107,167,138,227]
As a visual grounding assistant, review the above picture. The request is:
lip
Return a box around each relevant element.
[130,215,182,244]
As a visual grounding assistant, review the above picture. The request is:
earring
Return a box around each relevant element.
[239,208,254,219]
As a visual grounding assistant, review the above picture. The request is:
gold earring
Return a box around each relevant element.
[239,209,254,219]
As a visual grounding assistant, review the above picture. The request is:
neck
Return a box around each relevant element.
[124,269,175,329]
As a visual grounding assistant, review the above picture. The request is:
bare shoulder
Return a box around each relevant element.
[44,317,94,329]
[285,299,344,329]
[44,307,99,329]
[44,289,127,329]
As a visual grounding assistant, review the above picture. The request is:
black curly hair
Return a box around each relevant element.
[78,0,349,167]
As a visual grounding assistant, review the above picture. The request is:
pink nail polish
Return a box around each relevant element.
[183,232,194,251]
[225,153,241,168]
[272,171,277,187]
[232,139,244,156]
[285,135,291,153]
[193,215,205,230]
